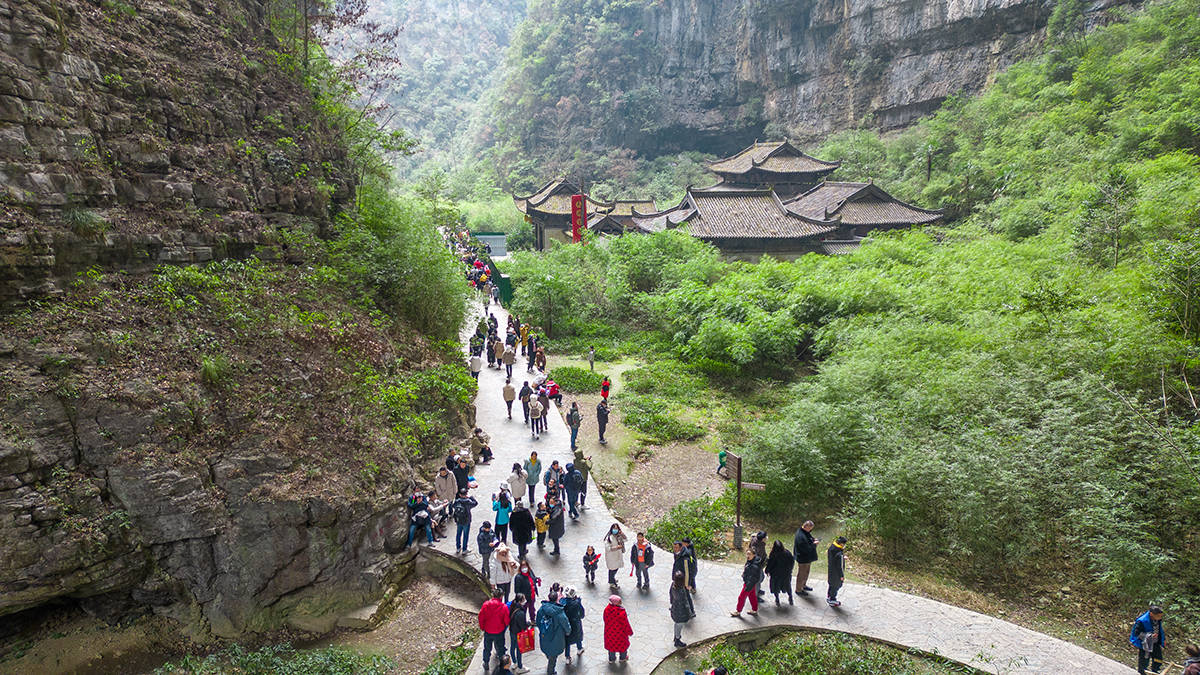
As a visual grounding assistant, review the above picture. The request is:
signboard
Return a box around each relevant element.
[571,194,587,243]
[741,482,766,491]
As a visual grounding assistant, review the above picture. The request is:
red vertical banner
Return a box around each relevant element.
[571,194,586,243]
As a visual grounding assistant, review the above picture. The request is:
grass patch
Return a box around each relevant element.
[421,634,475,675]
[647,493,731,559]
[624,359,704,398]
[156,643,394,675]
[199,354,232,387]
[548,365,605,393]
[63,207,108,237]
[701,631,967,674]
[619,392,705,443]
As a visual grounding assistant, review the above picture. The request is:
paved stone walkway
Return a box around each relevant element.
[438,302,1133,674]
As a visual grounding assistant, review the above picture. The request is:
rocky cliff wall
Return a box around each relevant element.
[0,0,354,304]
[640,0,1136,152]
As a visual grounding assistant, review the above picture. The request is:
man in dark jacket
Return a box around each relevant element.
[508,498,536,559]
[478,521,498,579]
[681,537,698,593]
[596,400,609,444]
[453,457,471,493]
[508,594,529,672]
[793,520,819,596]
[672,541,691,590]
[827,536,847,607]
[630,532,655,590]
[1130,606,1166,674]
[405,492,435,548]
[451,488,478,554]
[546,494,566,555]
[519,381,533,424]
[730,548,762,617]
[572,450,592,509]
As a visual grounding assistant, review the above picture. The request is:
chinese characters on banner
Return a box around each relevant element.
[571,194,587,243]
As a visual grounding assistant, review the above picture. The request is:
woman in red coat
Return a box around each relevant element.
[603,594,632,663]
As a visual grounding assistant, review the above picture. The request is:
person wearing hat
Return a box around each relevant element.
[492,543,518,601]
[561,586,585,663]
[827,536,847,607]
[602,594,632,663]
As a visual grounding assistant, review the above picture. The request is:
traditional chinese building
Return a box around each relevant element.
[707,141,841,198]
[784,181,944,237]
[586,199,658,236]
[513,179,611,249]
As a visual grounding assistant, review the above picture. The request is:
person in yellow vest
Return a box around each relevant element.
[520,324,530,356]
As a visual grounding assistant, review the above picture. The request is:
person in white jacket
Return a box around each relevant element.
[491,543,518,601]
[604,524,627,589]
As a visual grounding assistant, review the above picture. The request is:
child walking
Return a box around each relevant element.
[583,545,601,585]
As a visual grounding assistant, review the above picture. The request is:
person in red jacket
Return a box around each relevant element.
[602,594,632,663]
[479,588,511,671]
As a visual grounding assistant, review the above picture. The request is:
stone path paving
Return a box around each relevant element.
[437,302,1133,674]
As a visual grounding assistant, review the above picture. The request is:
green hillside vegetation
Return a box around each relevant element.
[503,0,1200,629]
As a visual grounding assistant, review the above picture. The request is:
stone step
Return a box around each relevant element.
[336,603,382,631]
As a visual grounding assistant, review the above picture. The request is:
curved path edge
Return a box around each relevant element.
[442,302,1133,675]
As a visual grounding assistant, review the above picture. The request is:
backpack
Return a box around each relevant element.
[537,609,555,635]
[452,499,471,524]
[571,470,585,490]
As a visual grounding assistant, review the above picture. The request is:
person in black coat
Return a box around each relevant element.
[508,498,536,559]
[827,536,847,607]
[508,594,529,672]
[682,538,698,593]
[793,520,819,596]
[764,540,795,606]
[669,571,694,647]
[453,457,471,492]
[547,494,566,555]
[730,548,762,617]
[596,400,610,444]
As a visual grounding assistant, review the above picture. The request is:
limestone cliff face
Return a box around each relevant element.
[0,0,354,304]
[637,0,1135,152]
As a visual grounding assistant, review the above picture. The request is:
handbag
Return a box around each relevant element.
[517,627,535,653]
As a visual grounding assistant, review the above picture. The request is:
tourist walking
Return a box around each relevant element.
[508,594,530,674]
[793,520,819,596]
[534,501,549,550]
[478,521,498,579]
[562,587,585,663]
[600,375,610,401]
[671,541,691,591]
[479,588,510,672]
[588,346,595,371]
[564,463,581,519]
[503,344,516,378]
[596,400,609,445]
[571,450,591,508]
[764,540,795,606]
[603,594,632,663]
[670,570,694,648]
[536,388,550,432]
[520,323,529,356]
[750,531,767,598]
[492,544,518,601]
[543,460,565,499]
[1130,606,1166,674]
[503,378,516,420]
[827,536,847,607]
[533,347,547,372]
[631,532,654,590]
[682,538,698,593]
[470,353,482,380]
[452,488,478,554]
[514,561,540,623]
[605,524,627,588]
[536,591,571,675]
[493,491,513,542]
[528,397,543,440]
[523,452,541,504]
[509,498,535,559]
[730,548,762,617]
[507,464,527,500]
[566,402,581,450]
[547,493,565,555]
[434,465,458,503]
[583,545,601,585]
[519,381,532,424]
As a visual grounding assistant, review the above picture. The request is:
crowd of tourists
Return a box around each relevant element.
[442,230,1193,675]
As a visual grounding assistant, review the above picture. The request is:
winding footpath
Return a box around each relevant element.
[439,302,1133,674]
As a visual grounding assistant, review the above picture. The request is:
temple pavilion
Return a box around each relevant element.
[707,140,841,198]
[512,179,612,250]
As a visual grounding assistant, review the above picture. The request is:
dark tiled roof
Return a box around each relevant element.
[785,182,943,225]
[601,200,656,217]
[708,141,840,176]
[820,239,863,255]
[685,189,838,240]
[513,179,611,216]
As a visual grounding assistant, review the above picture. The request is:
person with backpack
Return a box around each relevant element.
[533,347,547,372]
[519,381,533,425]
[479,588,510,673]
[827,536,847,607]
[502,344,516,378]
[492,491,513,543]
[603,594,632,663]
[513,560,540,624]
[507,594,530,674]
[534,502,550,550]
[536,387,551,433]
[750,531,767,598]
[492,543,518,601]
[546,493,566,555]
[604,523,627,588]
[478,522,499,580]
[452,488,478,554]
[764,540,795,606]
[670,570,694,648]
[792,520,819,597]
[730,547,762,617]
[1130,606,1167,674]
[596,400,609,445]
[528,397,543,440]
[566,402,582,450]
[630,532,654,590]
[571,450,592,509]
[564,463,583,519]
[502,378,516,420]
[561,586,585,663]
[536,590,571,675]
[522,452,541,504]
[508,498,535,559]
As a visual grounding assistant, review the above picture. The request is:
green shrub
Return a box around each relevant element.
[619,393,705,444]
[623,359,704,399]
[701,631,961,674]
[647,494,731,559]
[548,366,605,393]
[421,635,475,675]
[63,207,108,237]
[199,354,232,387]
[157,643,394,675]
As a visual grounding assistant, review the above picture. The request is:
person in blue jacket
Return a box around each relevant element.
[1130,606,1166,674]
[536,590,571,675]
